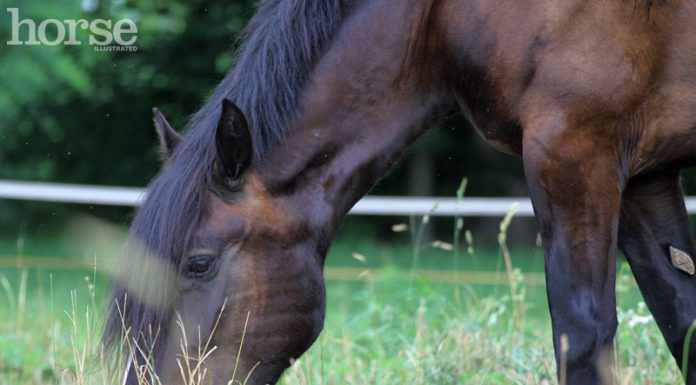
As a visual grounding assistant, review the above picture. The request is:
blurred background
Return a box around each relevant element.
[0,0,535,246]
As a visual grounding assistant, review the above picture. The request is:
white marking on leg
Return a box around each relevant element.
[670,246,695,275]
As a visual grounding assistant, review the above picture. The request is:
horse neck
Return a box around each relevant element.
[258,0,451,253]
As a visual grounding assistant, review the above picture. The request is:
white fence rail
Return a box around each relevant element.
[0,180,532,217]
[3,179,696,217]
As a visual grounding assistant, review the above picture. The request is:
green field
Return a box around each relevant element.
[0,227,685,385]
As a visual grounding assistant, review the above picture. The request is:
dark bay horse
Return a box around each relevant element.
[105,1,696,384]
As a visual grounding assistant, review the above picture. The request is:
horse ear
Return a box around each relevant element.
[152,107,182,161]
[214,99,252,189]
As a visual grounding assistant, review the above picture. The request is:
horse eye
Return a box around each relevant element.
[186,255,215,279]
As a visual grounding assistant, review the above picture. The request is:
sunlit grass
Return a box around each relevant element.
[0,205,684,384]
[0,258,683,385]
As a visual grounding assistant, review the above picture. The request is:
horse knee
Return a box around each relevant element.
[549,285,618,363]
[561,315,617,363]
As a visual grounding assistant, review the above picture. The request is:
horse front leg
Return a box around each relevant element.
[620,172,696,383]
[523,123,624,385]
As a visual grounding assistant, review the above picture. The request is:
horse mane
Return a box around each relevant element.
[192,0,353,160]
[103,0,354,373]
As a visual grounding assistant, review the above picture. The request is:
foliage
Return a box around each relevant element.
[0,0,530,234]
[0,0,255,229]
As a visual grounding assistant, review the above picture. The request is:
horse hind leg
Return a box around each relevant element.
[619,172,696,384]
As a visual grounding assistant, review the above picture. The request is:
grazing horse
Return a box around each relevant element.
[105,1,696,384]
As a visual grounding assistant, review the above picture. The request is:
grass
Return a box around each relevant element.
[0,213,685,385]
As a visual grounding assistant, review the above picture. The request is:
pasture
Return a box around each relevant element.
[0,218,681,385]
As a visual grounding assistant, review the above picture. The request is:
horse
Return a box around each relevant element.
[104,1,696,384]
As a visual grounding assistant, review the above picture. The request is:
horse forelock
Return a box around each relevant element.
[103,138,214,370]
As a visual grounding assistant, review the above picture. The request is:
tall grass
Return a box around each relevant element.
[0,205,684,384]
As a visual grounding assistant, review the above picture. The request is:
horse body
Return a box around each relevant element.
[449,1,696,163]
[107,1,696,384]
